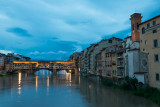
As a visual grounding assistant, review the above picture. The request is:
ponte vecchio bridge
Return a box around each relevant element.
[9,61,77,74]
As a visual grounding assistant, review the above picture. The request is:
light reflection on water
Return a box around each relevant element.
[0,70,159,107]
[18,73,21,95]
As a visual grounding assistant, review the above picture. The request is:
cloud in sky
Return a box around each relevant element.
[0,50,13,54]
[29,50,67,55]
[6,27,32,37]
[0,0,160,60]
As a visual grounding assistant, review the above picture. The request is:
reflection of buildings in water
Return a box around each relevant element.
[47,76,49,87]
[47,76,50,94]
[56,73,72,86]
[66,73,71,86]
[78,78,157,107]
[79,76,80,85]
[89,84,92,89]
[66,73,71,82]
[58,75,66,80]
[58,73,71,81]
[34,70,52,93]
[43,70,45,75]
[25,73,27,78]
[35,76,38,92]
[18,73,22,95]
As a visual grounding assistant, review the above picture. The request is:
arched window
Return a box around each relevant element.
[137,23,139,30]
[142,27,145,34]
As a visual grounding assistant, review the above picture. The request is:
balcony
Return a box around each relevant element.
[117,56,123,59]
[117,65,124,68]
[117,70,124,78]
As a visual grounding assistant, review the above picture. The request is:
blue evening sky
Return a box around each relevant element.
[0,0,160,60]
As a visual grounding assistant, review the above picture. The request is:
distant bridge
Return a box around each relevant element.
[10,61,77,74]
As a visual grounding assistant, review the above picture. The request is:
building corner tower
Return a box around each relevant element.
[130,13,142,42]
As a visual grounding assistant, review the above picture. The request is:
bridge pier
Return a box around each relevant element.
[52,69,57,75]
[74,69,79,75]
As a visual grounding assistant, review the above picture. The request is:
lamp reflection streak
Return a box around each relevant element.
[36,76,38,92]
[18,73,22,95]
[47,76,50,94]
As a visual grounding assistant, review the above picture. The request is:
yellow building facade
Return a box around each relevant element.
[140,15,160,88]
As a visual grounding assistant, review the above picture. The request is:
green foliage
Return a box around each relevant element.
[101,76,160,105]
[0,74,7,76]
[120,76,138,90]
[101,78,120,89]
[101,79,113,86]
[134,86,160,105]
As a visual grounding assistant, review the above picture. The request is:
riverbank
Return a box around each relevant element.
[0,70,7,76]
[101,76,160,105]
[0,70,26,76]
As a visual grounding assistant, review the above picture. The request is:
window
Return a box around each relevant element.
[106,54,108,57]
[109,40,112,43]
[153,21,156,26]
[156,73,159,81]
[154,54,159,62]
[147,23,150,28]
[154,39,158,48]
[142,27,145,34]
[137,23,139,30]
[153,29,157,34]
[145,40,147,45]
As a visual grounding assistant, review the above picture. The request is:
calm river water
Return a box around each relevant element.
[0,70,159,107]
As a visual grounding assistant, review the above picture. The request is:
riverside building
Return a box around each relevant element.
[139,14,160,88]
[0,53,5,71]
[71,13,160,86]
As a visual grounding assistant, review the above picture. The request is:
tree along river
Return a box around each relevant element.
[0,70,159,107]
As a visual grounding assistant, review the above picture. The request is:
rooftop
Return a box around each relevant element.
[140,14,160,25]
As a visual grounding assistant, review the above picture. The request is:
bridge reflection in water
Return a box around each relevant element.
[35,70,53,77]
[34,70,72,92]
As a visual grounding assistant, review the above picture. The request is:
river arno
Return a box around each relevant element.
[0,70,159,107]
